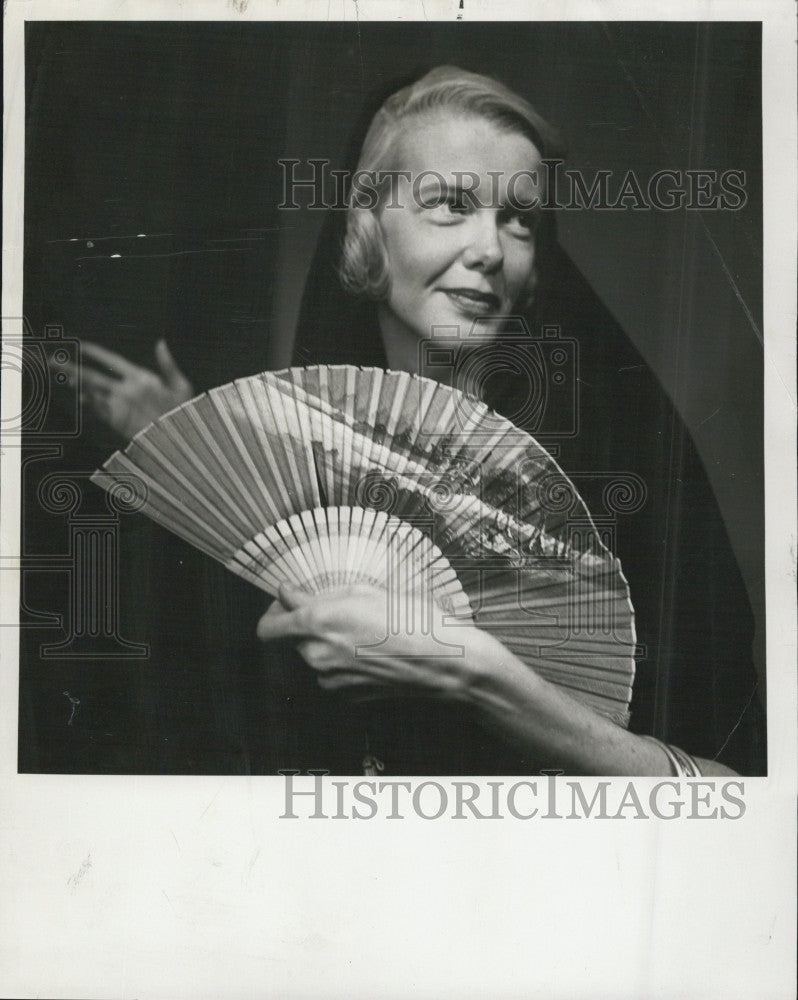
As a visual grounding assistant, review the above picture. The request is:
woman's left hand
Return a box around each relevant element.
[256,583,490,703]
[59,339,194,440]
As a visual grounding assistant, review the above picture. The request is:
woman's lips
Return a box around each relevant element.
[440,288,501,315]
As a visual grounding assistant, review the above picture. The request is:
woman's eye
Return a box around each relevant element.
[504,211,538,238]
[444,196,469,214]
[426,195,470,220]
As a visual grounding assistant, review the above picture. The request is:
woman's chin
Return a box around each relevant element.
[412,307,505,343]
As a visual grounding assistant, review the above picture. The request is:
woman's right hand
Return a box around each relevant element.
[59,339,195,440]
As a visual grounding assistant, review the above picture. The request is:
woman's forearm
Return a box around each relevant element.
[456,629,738,777]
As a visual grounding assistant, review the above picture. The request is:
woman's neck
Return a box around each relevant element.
[377,305,486,397]
[377,305,422,376]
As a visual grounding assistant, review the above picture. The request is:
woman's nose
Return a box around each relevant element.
[462,212,504,272]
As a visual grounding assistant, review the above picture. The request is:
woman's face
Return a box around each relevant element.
[377,114,543,346]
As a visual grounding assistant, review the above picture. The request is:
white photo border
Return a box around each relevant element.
[2,3,795,999]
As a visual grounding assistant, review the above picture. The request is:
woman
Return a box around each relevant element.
[73,67,764,776]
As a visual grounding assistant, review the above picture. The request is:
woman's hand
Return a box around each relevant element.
[257,582,738,776]
[60,339,194,440]
[256,583,490,704]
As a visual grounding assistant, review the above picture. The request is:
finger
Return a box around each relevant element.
[89,396,112,421]
[277,583,315,611]
[80,341,140,377]
[154,339,187,389]
[256,606,311,642]
[296,638,339,667]
[70,364,117,392]
[317,673,388,702]
[316,671,369,690]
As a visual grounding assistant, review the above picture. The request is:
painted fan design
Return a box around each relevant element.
[91,365,636,725]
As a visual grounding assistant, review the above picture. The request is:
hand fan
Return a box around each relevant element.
[91,365,636,725]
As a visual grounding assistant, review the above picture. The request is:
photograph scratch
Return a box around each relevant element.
[67,854,92,889]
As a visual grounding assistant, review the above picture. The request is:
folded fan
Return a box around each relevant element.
[92,365,636,725]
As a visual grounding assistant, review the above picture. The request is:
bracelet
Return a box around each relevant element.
[642,736,703,778]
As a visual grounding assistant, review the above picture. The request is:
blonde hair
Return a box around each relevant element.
[339,66,562,301]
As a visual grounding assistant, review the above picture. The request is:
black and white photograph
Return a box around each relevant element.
[14,18,770,778]
[1,2,795,998]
